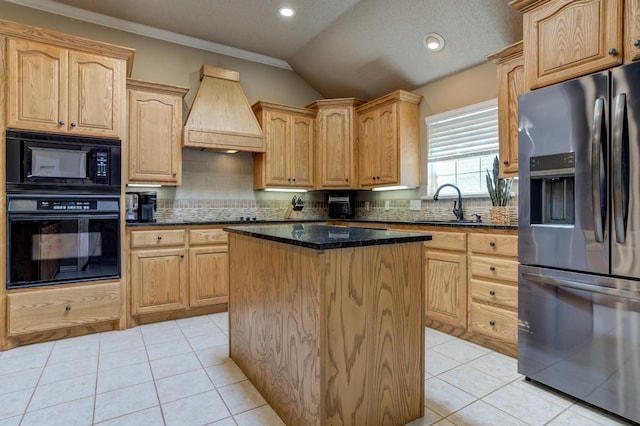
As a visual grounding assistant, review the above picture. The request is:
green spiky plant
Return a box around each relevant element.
[485,156,513,206]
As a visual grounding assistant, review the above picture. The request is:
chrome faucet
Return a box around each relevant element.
[433,183,464,221]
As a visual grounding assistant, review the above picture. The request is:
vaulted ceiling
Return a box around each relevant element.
[15,0,523,100]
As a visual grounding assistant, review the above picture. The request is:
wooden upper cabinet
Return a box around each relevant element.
[356,90,422,189]
[68,50,125,137]
[625,0,640,62]
[376,104,400,184]
[7,37,127,137]
[127,79,189,185]
[518,0,623,90]
[7,38,67,132]
[252,101,315,190]
[308,98,365,190]
[487,41,526,178]
[290,114,314,188]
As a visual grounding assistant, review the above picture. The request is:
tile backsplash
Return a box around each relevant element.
[152,149,518,223]
[156,195,518,224]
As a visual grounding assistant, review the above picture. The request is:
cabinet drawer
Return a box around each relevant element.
[468,233,517,257]
[7,282,120,336]
[424,231,466,252]
[469,256,518,283]
[189,228,228,245]
[470,279,517,309]
[469,302,517,344]
[130,229,185,248]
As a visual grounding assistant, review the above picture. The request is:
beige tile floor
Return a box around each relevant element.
[0,313,631,426]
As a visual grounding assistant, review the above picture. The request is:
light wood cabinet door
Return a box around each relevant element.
[189,245,228,308]
[357,90,421,189]
[290,114,314,188]
[68,50,124,137]
[490,41,525,178]
[128,82,187,185]
[131,248,187,315]
[263,111,291,186]
[358,110,378,186]
[316,106,358,188]
[358,105,400,186]
[625,0,640,63]
[424,250,467,328]
[523,0,622,89]
[253,102,316,189]
[7,38,68,132]
[377,103,399,185]
[6,38,125,137]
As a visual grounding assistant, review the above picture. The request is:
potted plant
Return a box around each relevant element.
[485,156,513,224]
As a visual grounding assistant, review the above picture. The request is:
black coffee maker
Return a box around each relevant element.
[137,191,157,222]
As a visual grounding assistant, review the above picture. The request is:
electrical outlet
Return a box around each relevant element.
[365,201,370,211]
[409,200,421,211]
[384,200,390,211]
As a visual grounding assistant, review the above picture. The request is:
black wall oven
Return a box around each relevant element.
[7,195,120,289]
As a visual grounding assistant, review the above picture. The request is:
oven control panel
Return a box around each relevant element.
[37,200,97,210]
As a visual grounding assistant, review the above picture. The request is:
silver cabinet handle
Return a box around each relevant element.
[591,98,605,243]
[612,93,628,244]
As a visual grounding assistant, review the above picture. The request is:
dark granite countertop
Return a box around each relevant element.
[126,218,517,230]
[224,223,432,250]
[125,219,325,227]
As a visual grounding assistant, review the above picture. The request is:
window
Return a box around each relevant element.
[425,99,498,196]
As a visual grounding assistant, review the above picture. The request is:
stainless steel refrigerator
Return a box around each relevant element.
[518,61,640,424]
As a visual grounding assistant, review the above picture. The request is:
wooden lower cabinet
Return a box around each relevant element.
[7,281,120,336]
[423,230,468,328]
[382,223,518,356]
[188,228,229,308]
[425,249,467,328]
[131,248,188,315]
[128,226,228,323]
[467,232,519,355]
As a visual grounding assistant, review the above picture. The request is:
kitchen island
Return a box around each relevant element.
[225,224,430,425]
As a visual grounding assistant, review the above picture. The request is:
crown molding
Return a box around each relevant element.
[3,0,293,71]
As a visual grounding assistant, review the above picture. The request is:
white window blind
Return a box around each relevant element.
[425,99,499,196]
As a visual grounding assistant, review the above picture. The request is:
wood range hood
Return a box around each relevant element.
[183,65,265,153]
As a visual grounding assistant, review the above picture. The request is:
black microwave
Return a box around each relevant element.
[6,130,121,194]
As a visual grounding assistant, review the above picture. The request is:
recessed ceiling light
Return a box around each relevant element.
[279,7,295,17]
[423,33,445,52]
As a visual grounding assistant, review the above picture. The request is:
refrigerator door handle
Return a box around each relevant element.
[521,272,640,302]
[591,97,605,243]
[612,93,628,243]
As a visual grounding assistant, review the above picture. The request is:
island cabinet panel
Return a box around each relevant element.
[228,234,424,425]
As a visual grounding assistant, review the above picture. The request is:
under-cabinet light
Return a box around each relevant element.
[127,183,162,188]
[264,188,308,193]
[371,185,415,191]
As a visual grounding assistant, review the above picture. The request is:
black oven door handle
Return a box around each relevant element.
[522,272,640,302]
